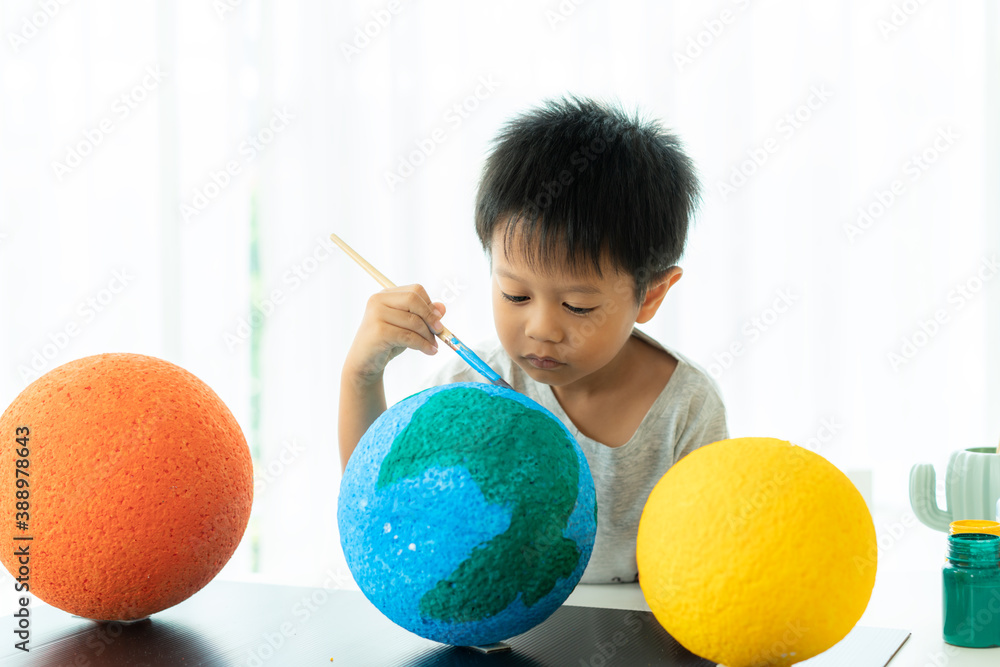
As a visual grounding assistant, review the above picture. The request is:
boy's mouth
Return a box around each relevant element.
[524,354,563,370]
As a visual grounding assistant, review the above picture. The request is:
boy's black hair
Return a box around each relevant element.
[474,94,700,304]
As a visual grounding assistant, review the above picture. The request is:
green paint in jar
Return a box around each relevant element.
[943,532,1000,648]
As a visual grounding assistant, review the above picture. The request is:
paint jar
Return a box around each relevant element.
[951,520,1000,536]
[943,533,1000,647]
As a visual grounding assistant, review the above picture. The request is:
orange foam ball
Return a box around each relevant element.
[0,353,253,621]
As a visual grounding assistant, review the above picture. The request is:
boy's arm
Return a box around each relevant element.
[338,285,446,474]
[338,367,387,475]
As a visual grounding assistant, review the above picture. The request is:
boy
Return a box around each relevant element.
[339,95,728,584]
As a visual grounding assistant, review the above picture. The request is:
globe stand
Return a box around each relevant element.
[463,641,511,654]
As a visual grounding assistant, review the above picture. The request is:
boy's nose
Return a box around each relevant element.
[524,309,563,344]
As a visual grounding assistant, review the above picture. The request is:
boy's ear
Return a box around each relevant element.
[635,267,683,324]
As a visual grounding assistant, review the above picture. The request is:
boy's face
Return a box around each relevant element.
[489,228,664,391]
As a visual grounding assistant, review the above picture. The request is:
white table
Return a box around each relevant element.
[565,568,1000,665]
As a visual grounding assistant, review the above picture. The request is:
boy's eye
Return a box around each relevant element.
[501,291,594,315]
[500,292,528,304]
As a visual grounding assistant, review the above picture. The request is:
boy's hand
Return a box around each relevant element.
[344,284,446,383]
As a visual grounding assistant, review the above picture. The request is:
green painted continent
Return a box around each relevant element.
[377,387,582,624]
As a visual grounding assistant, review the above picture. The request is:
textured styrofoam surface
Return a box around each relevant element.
[339,382,597,646]
[0,353,254,621]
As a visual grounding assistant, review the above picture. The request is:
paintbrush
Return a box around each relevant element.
[330,233,514,391]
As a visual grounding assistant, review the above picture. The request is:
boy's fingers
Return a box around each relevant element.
[373,323,436,356]
[379,308,439,348]
[378,286,444,331]
[401,285,443,323]
[394,328,438,355]
[383,283,432,302]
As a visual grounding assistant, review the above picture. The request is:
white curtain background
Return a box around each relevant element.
[0,1,997,588]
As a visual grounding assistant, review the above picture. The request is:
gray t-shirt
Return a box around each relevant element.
[423,327,729,584]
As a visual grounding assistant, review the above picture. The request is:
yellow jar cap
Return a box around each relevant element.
[950,520,1000,535]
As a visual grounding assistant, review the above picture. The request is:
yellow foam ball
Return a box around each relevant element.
[637,437,876,666]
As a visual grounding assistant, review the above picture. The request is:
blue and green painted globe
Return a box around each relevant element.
[338,382,597,646]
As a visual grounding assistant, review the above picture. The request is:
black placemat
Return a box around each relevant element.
[0,580,713,666]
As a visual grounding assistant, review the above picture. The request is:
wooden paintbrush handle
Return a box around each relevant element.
[329,233,397,290]
[330,232,512,391]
